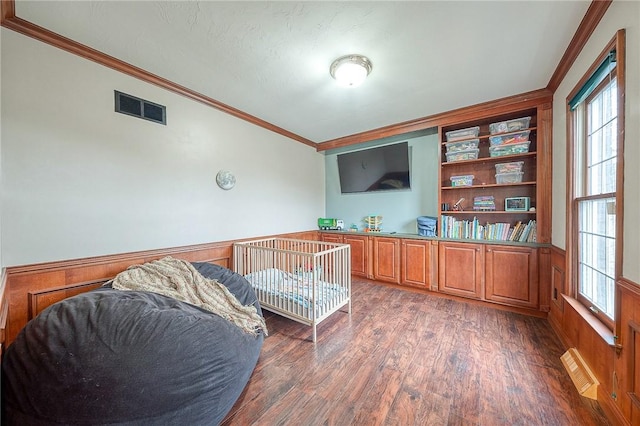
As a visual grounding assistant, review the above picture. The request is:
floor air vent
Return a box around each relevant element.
[560,348,599,400]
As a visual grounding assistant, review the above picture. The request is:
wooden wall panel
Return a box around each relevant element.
[617,279,640,424]
[2,231,317,345]
[538,247,552,313]
[548,246,566,338]
[548,245,640,426]
[0,269,7,355]
[28,280,107,319]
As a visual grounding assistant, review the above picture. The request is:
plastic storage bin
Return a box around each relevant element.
[495,161,524,174]
[495,171,524,184]
[450,175,474,187]
[489,141,530,157]
[445,138,479,153]
[417,216,437,237]
[446,148,479,162]
[445,126,480,142]
[489,130,530,146]
[489,116,531,135]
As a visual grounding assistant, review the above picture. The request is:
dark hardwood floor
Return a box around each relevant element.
[222,278,611,426]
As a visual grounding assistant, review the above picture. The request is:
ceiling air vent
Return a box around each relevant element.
[115,91,166,125]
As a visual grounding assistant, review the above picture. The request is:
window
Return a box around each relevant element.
[577,76,617,319]
[568,32,624,329]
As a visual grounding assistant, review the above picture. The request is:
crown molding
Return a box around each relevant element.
[317,88,553,152]
[0,0,316,148]
[547,0,612,93]
[1,0,609,150]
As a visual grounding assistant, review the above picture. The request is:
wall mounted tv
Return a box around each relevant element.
[337,141,411,194]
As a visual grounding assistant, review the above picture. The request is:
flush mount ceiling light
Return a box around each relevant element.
[330,54,372,88]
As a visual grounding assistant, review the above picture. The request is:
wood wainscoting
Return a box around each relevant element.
[0,230,318,347]
[548,245,640,426]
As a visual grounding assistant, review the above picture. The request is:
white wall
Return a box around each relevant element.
[1,29,325,266]
[0,27,3,270]
[552,0,640,282]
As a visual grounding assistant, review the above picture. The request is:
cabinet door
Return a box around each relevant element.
[485,245,538,308]
[373,237,400,284]
[320,233,343,244]
[438,241,483,299]
[343,234,368,277]
[401,239,436,289]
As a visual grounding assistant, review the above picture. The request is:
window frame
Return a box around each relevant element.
[566,30,625,332]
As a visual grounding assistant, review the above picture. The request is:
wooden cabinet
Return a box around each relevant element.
[439,241,540,309]
[321,232,542,313]
[485,244,538,309]
[342,234,369,278]
[439,103,551,245]
[372,236,400,284]
[438,241,484,299]
[320,232,369,278]
[401,239,437,290]
[320,233,343,244]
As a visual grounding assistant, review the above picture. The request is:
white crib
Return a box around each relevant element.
[233,238,351,342]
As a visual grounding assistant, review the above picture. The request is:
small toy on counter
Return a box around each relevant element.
[363,215,383,232]
[317,218,344,230]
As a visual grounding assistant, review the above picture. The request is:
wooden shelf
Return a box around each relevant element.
[441,126,539,145]
[442,210,536,215]
[439,107,548,242]
[441,151,537,167]
[442,181,536,190]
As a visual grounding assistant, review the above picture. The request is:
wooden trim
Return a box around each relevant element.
[321,0,610,151]
[565,100,577,299]
[3,230,318,345]
[317,89,553,151]
[629,393,640,410]
[536,103,553,244]
[550,245,566,258]
[597,388,632,426]
[0,0,15,21]
[0,268,8,348]
[6,240,232,276]
[628,320,640,414]
[2,0,608,152]
[7,229,319,276]
[565,31,625,333]
[547,0,613,92]
[566,34,619,113]
[0,0,315,148]
[614,30,626,345]
[619,277,640,297]
[28,279,108,320]
[549,245,567,318]
[562,294,616,346]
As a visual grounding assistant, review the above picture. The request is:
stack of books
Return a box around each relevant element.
[440,216,484,239]
[473,195,496,211]
[508,220,537,242]
[440,217,537,243]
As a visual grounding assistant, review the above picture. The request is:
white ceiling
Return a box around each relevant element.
[15,1,591,144]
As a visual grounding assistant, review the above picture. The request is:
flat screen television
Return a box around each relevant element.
[337,141,411,193]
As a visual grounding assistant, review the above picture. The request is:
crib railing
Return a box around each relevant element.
[233,238,351,342]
